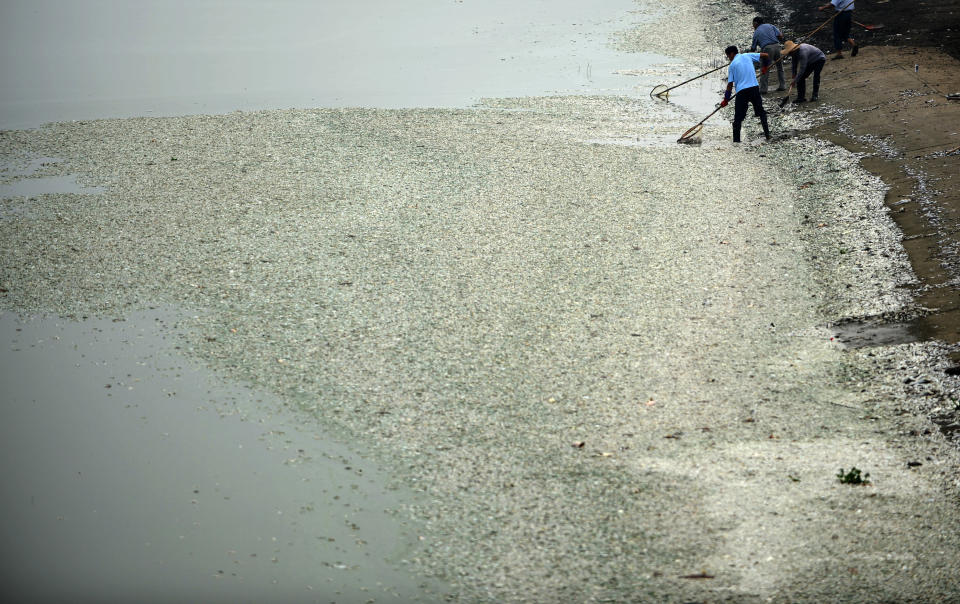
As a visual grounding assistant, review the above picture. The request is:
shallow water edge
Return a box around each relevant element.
[0,309,449,602]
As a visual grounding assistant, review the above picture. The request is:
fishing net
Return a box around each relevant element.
[676,123,703,145]
[650,84,670,99]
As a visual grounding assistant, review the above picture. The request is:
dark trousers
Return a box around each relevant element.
[796,58,825,100]
[733,86,770,142]
[833,11,853,51]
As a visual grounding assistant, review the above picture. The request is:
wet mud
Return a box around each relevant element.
[813,48,960,359]
[742,0,960,62]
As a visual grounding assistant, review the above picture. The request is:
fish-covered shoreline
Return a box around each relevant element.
[2,0,960,602]
[4,92,960,600]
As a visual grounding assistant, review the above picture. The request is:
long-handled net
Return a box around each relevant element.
[651,63,727,99]
[677,123,703,145]
[677,96,734,144]
[650,84,672,99]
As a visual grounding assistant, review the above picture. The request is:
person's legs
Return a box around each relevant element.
[761,44,783,92]
[733,92,749,142]
[811,58,825,99]
[795,71,808,101]
[749,88,770,139]
[775,51,786,90]
[832,18,843,55]
[834,12,853,56]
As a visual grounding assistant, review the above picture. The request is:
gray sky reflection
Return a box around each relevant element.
[0,0,647,128]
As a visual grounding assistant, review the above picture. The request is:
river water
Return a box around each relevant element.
[0,0,716,129]
[0,310,450,602]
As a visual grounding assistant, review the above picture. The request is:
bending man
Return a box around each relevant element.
[783,40,826,103]
[721,45,771,143]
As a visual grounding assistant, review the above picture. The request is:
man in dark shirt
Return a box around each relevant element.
[750,17,786,93]
[783,40,827,103]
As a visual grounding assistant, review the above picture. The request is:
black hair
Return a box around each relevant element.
[753,17,764,26]
[725,45,739,56]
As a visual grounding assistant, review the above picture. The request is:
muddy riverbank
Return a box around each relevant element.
[742,0,960,358]
[810,46,960,352]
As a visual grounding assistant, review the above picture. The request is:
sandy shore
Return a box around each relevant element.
[2,1,960,602]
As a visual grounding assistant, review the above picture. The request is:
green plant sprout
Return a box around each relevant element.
[837,467,871,485]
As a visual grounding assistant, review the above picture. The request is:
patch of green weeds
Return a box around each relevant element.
[837,467,871,485]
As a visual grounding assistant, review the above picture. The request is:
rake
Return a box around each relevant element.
[778,81,796,108]
[854,20,884,31]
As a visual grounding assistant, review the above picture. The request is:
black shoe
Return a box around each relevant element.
[832,54,844,60]
[793,97,807,104]
[810,95,819,102]
[851,44,859,57]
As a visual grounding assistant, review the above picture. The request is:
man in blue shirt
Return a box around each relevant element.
[818,0,858,59]
[720,45,771,143]
[750,17,786,93]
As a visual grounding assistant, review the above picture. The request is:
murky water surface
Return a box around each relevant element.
[0,157,104,198]
[0,311,445,602]
[0,0,713,129]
